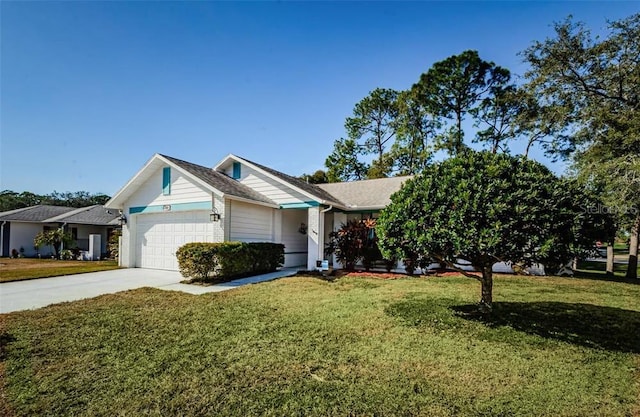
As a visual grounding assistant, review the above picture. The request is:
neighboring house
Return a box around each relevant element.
[0,205,120,258]
[105,153,411,271]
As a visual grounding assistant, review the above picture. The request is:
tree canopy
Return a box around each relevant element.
[376,150,611,311]
[413,50,511,155]
[299,170,329,185]
[521,13,640,278]
[324,50,514,181]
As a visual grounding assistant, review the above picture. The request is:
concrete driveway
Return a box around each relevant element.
[0,269,183,314]
[0,268,298,314]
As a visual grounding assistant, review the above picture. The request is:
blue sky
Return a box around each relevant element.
[1,1,638,195]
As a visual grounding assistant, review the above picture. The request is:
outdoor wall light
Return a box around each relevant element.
[298,222,307,235]
[118,214,127,225]
[210,208,221,222]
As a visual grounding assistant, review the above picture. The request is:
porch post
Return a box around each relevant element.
[307,206,324,270]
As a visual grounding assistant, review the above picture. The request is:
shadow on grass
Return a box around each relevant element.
[572,260,640,285]
[452,302,640,353]
[571,270,640,285]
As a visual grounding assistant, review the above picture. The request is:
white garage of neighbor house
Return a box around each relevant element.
[106,153,410,271]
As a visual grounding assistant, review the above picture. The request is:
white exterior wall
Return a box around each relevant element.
[281,209,308,267]
[121,217,134,267]
[226,163,311,205]
[9,222,50,257]
[229,200,274,242]
[128,166,212,208]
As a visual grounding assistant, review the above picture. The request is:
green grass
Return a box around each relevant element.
[0,259,119,282]
[1,274,639,416]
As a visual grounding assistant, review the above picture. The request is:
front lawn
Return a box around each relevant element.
[0,258,119,282]
[1,274,639,416]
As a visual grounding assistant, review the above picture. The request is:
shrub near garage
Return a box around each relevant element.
[175,242,284,281]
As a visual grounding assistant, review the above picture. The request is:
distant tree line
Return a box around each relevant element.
[0,190,111,211]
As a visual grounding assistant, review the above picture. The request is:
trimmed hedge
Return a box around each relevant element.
[176,242,285,281]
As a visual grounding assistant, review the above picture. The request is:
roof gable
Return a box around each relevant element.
[161,155,276,206]
[106,154,277,209]
[214,154,345,207]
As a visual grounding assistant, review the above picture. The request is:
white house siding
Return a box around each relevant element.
[229,200,274,242]
[226,163,311,205]
[134,211,222,270]
[127,165,212,208]
[9,222,48,257]
[281,209,308,267]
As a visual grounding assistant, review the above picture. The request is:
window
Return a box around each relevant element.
[162,167,171,195]
[232,162,241,179]
[71,227,78,241]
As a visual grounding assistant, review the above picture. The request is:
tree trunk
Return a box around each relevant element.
[479,266,493,313]
[492,139,499,154]
[626,216,639,280]
[606,240,615,276]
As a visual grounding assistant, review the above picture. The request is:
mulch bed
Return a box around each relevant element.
[337,269,481,280]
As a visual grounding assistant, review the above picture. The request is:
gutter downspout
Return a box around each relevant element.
[321,205,333,214]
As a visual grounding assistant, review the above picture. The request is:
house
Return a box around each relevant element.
[0,205,120,258]
[105,153,411,271]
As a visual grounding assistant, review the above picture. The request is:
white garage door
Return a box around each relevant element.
[135,211,214,270]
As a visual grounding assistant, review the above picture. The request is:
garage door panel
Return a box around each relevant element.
[135,211,216,271]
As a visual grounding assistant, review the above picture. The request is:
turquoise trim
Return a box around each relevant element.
[162,167,171,195]
[280,201,320,209]
[232,162,241,179]
[130,201,211,215]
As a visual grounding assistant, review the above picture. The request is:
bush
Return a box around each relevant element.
[108,230,122,260]
[176,242,284,281]
[362,246,382,271]
[325,218,379,271]
[34,229,73,259]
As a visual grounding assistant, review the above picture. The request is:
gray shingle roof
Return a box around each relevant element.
[0,205,76,222]
[235,156,345,205]
[0,205,120,225]
[317,176,412,209]
[161,154,277,206]
[47,205,121,225]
